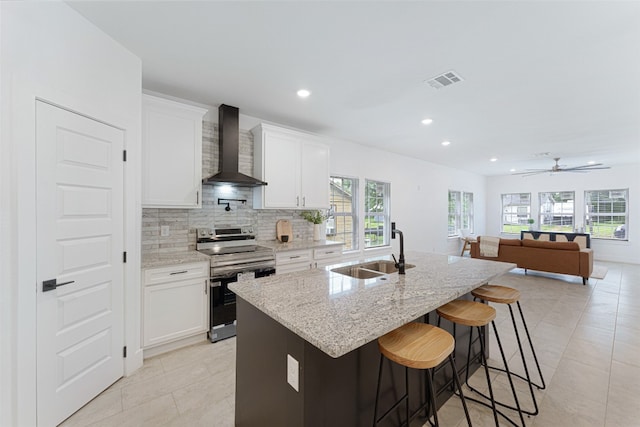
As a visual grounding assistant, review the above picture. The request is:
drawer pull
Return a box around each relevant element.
[290,255,301,259]
[169,270,188,275]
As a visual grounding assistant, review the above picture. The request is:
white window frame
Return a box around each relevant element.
[364,179,390,248]
[327,176,359,251]
[584,189,628,241]
[538,191,575,232]
[501,193,532,233]
[448,190,474,237]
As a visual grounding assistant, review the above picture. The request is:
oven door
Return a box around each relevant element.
[209,266,275,343]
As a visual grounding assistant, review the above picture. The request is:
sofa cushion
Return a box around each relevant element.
[522,239,580,251]
[500,238,522,247]
[476,237,522,246]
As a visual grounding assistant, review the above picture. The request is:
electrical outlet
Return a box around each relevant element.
[160,225,170,237]
[287,354,299,392]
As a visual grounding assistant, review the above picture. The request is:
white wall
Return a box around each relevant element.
[0,2,141,425]
[327,138,487,258]
[236,113,488,259]
[486,163,640,264]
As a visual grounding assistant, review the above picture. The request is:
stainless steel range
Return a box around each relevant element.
[196,226,275,342]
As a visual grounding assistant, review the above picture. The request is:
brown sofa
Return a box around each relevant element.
[470,237,594,285]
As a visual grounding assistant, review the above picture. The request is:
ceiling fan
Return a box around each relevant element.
[513,157,610,177]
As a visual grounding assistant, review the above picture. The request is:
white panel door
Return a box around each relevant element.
[36,101,124,426]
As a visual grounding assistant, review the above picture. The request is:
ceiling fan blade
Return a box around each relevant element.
[512,170,549,176]
[562,164,611,172]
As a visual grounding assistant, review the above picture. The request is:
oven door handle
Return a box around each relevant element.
[210,261,276,277]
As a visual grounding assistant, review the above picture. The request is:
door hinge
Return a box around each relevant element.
[123,252,127,263]
[123,150,127,162]
[123,346,127,358]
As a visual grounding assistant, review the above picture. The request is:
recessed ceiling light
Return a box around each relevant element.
[587,160,596,165]
[297,89,311,98]
[441,140,450,146]
[490,158,498,162]
[510,168,516,172]
[421,118,433,125]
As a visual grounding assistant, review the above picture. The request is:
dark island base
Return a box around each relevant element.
[235,295,485,427]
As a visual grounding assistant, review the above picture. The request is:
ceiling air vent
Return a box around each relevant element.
[425,70,464,89]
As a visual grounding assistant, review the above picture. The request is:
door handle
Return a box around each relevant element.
[42,279,75,292]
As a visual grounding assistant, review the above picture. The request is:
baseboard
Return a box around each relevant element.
[142,333,208,359]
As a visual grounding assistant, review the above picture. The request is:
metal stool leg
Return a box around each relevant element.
[517,301,546,390]
[373,354,384,427]
[425,368,439,427]
[448,354,472,427]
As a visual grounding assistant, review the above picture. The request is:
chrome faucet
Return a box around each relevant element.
[391,222,405,275]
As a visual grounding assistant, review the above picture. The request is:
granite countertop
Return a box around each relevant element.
[230,251,515,358]
[258,239,344,252]
[142,250,211,269]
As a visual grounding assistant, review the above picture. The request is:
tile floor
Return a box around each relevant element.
[61,261,640,427]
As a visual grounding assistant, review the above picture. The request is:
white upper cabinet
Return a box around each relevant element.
[252,124,330,209]
[142,94,207,208]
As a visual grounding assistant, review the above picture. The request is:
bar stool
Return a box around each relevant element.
[436,300,525,427]
[373,322,472,427]
[471,284,546,416]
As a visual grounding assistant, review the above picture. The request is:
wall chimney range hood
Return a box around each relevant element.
[202,104,267,187]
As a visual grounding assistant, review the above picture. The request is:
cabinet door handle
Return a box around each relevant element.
[170,270,188,275]
[205,280,208,294]
[303,196,306,207]
[196,191,199,205]
[296,196,299,207]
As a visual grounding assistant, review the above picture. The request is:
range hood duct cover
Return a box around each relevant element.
[203,104,267,187]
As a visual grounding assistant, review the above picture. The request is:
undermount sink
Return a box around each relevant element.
[331,260,415,279]
[358,260,415,274]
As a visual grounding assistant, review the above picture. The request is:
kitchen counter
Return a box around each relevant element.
[141,250,211,269]
[230,251,515,358]
[257,239,343,252]
[231,251,516,427]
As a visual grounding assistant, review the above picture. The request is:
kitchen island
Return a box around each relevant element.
[230,252,515,427]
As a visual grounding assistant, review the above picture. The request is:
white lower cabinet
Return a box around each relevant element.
[143,262,209,349]
[275,245,344,274]
[275,249,313,274]
[313,246,343,268]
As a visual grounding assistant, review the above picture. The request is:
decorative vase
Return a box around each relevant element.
[313,223,324,241]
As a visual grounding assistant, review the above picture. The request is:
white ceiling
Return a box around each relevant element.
[67,0,640,176]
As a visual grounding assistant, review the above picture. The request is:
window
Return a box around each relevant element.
[327,176,358,250]
[539,191,575,231]
[585,189,628,240]
[448,190,474,236]
[364,180,390,248]
[501,193,532,233]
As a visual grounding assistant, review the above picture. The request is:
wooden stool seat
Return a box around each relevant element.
[436,300,496,327]
[378,323,454,370]
[472,284,520,305]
